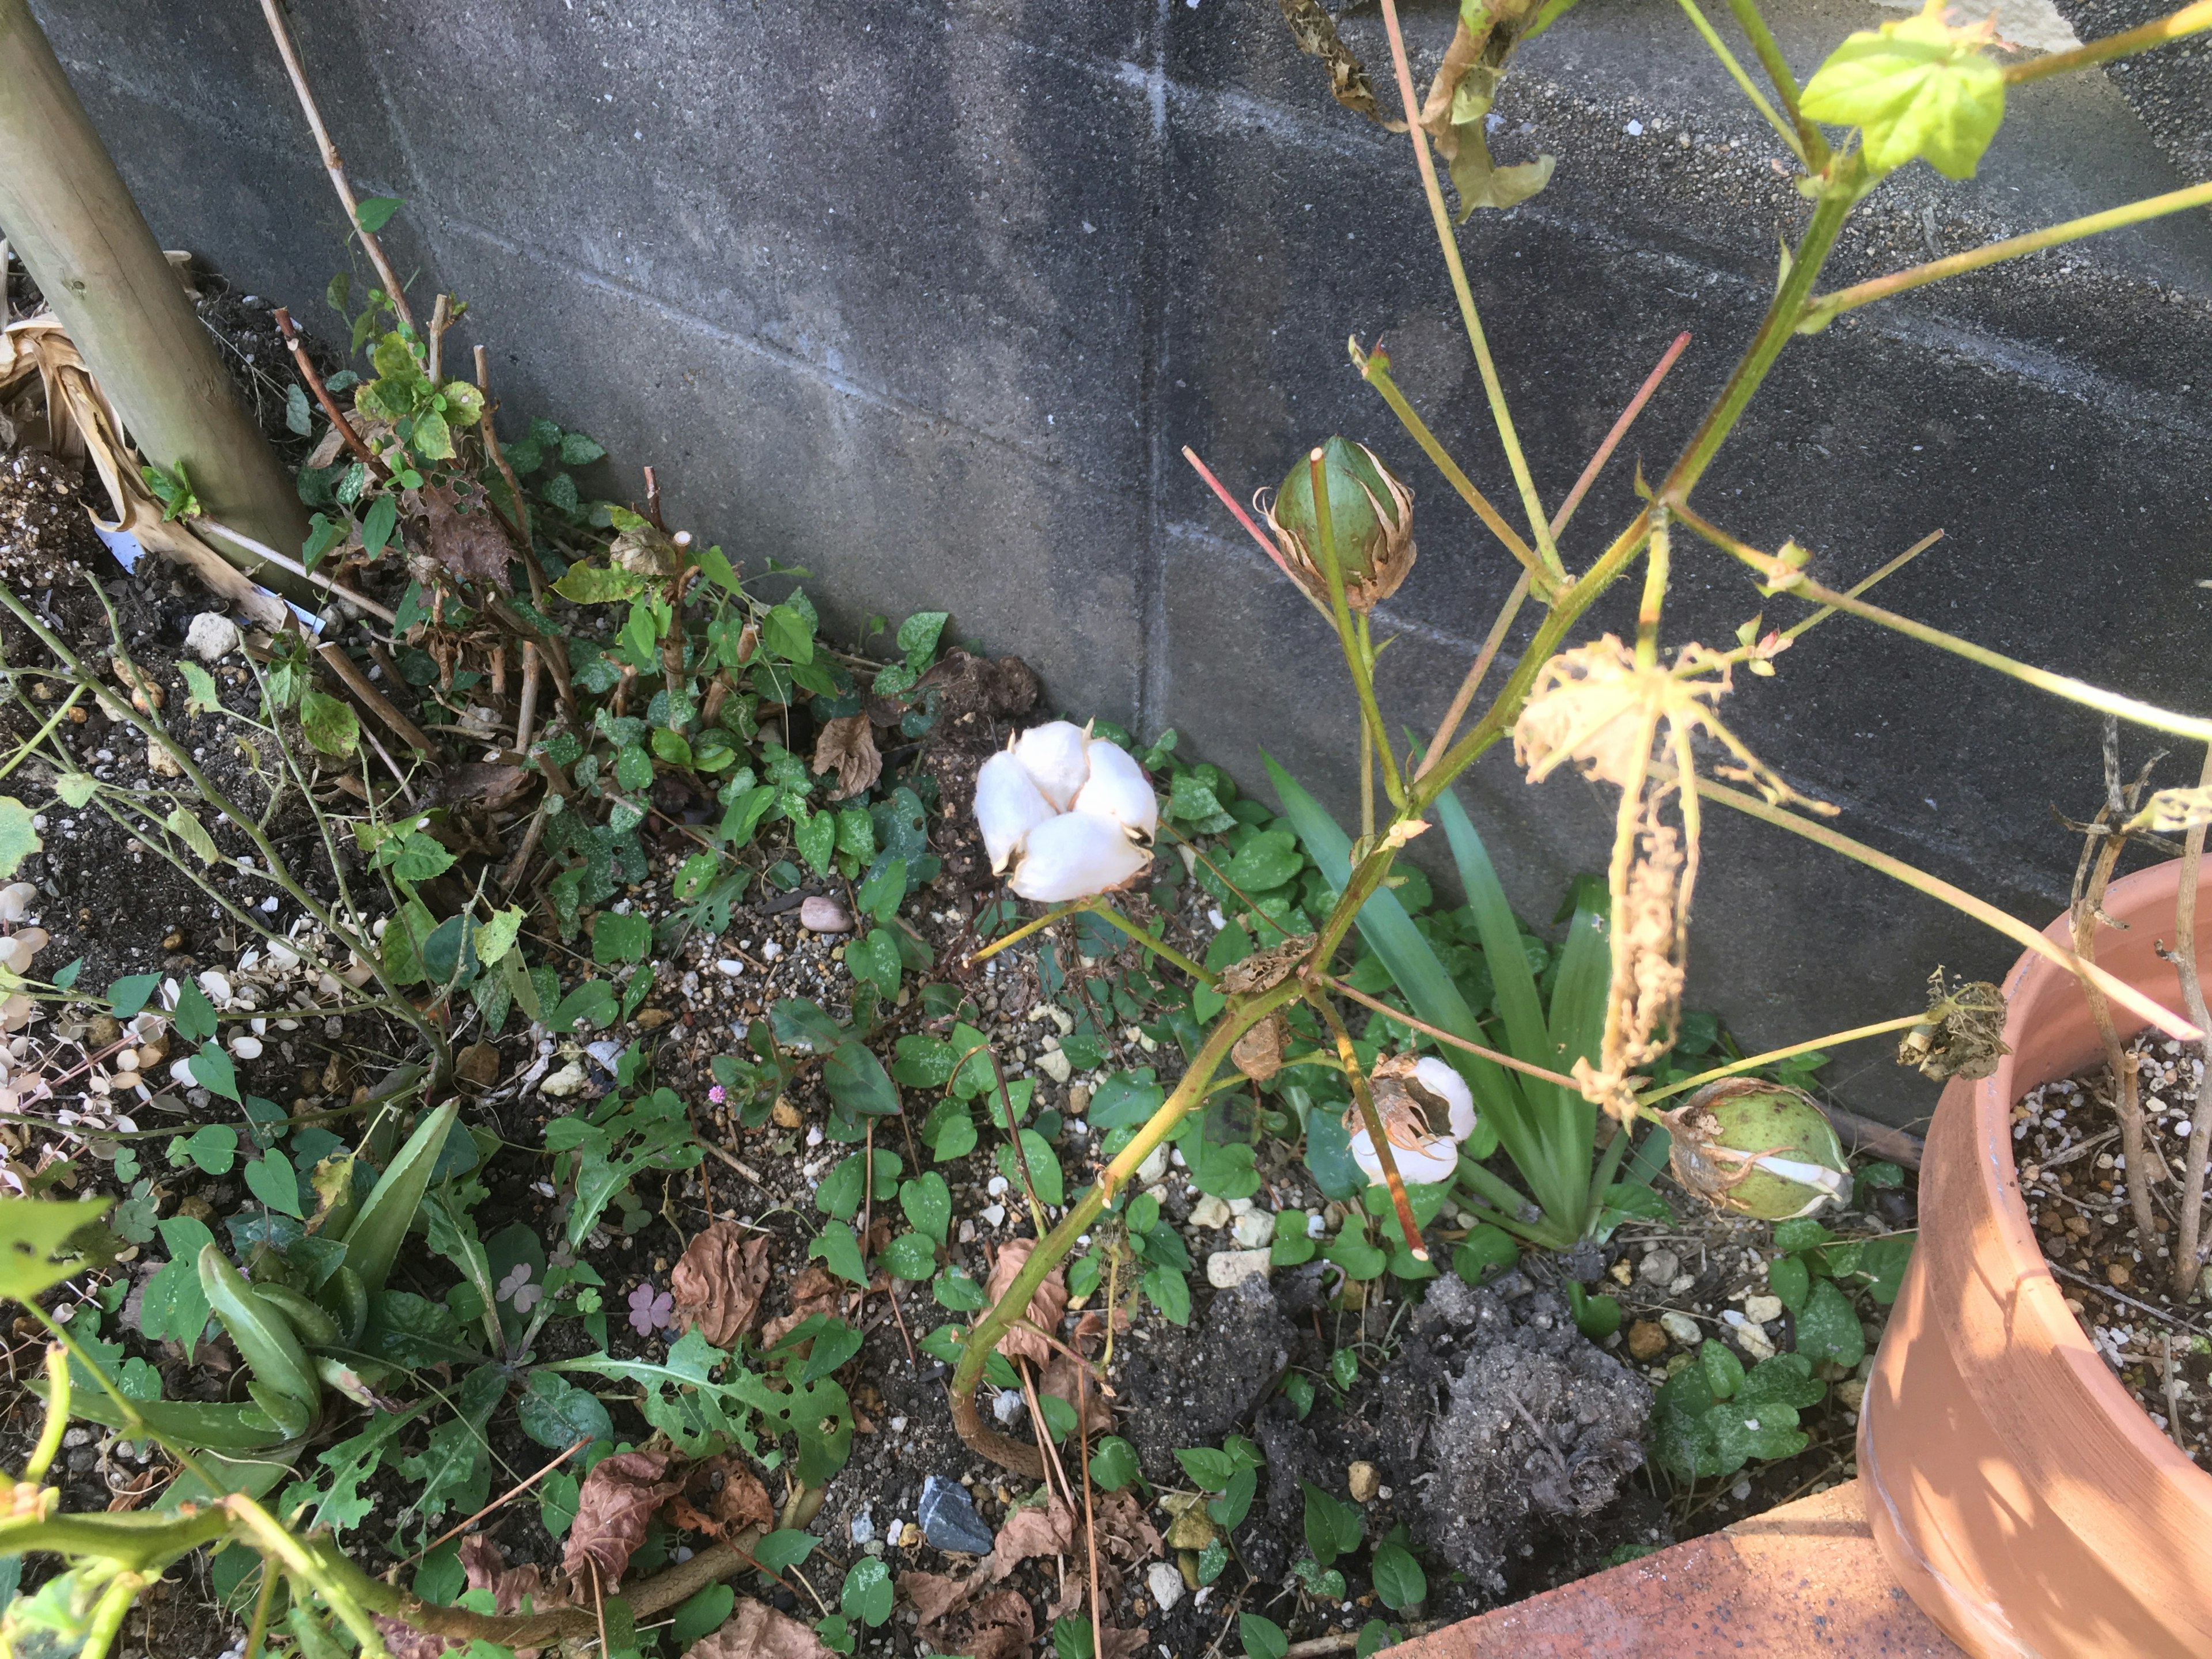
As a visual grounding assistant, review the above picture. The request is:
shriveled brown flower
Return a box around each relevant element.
[1897,968,2010,1081]
[811,714,882,801]
[1217,934,1315,997]
[983,1237,1067,1366]
[671,1222,773,1348]
[1232,1012,1286,1082]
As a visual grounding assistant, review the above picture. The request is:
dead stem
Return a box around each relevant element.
[2173,743,2212,1296]
[274,308,385,478]
[2073,745,2161,1241]
[1308,990,1428,1259]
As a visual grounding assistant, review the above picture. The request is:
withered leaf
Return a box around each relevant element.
[435,762,531,812]
[1418,15,1555,221]
[811,714,882,801]
[1093,1488,1162,1563]
[1231,1012,1286,1082]
[1277,0,1383,121]
[409,481,514,588]
[760,1264,847,1348]
[666,1452,775,1540]
[983,1237,1067,1367]
[671,1222,773,1349]
[459,1533,562,1616]
[371,1617,459,1659]
[923,1587,1033,1659]
[897,1570,974,1624]
[562,1449,683,1592]
[984,1496,1075,1582]
[1098,1626,1152,1659]
[1216,935,1314,997]
[1039,1347,1114,1440]
[685,1597,835,1659]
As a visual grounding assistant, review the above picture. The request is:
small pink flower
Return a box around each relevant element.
[707,1084,726,1105]
[628,1280,674,1337]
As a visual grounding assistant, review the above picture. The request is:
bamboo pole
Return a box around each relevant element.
[0,0,315,604]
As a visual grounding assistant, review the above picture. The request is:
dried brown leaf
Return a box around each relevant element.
[811,714,882,801]
[1039,1347,1114,1440]
[1098,1626,1151,1659]
[1231,1012,1285,1083]
[684,1597,835,1659]
[984,1497,1075,1581]
[760,1264,847,1348]
[671,1223,773,1348]
[562,1449,683,1592]
[1215,934,1313,997]
[666,1452,776,1541]
[921,1588,1033,1659]
[409,481,513,588]
[1093,1488,1161,1563]
[459,1534,562,1616]
[983,1238,1066,1366]
[371,1617,460,1659]
[435,762,532,812]
[1277,0,1383,120]
[897,1570,974,1624]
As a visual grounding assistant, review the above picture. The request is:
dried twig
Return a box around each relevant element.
[256,0,415,329]
[316,641,441,759]
[274,308,385,478]
[2172,743,2212,1296]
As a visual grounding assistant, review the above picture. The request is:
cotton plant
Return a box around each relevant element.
[1347,1055,1478,1188]
[975,720,1159,901]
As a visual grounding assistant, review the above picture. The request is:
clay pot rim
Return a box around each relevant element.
[1967,853,2212,1484]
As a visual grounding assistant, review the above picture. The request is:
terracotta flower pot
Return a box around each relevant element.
[1862,855,2212,1657]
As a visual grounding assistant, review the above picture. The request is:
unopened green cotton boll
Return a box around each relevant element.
[1667,1079,1851,1220]
[1262,437,1416,611]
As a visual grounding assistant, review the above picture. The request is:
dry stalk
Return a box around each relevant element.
[2173,741,2212,1296]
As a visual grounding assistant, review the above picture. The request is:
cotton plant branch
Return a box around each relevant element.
[1308,448,1407,812]
[1180,446,1336,622]
[1635,1013,1927,1105]
[1376,0,1565,586]
[2071,739,2161,1241]
[1798,179,2212,332]
[1671,0,1806,165]
[1722,0,1828,169]
[2005,0,2212,85]
[255,0,415,330]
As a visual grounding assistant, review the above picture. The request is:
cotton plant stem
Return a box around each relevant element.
[1779,529,1944,645]
[193,519,399,625]
[240,1554,280,1659]
[1801,180,2212,329]
[256,0,414,330]
[1688,771,2202,1042]
[2075,826,2161,1240]
[1317,973,1578,1089]
[1637,1013,1926,1105]
[1306,986,1429,1259]
[968,900,1079,966]
[2173,745,2212,1296]
[1081,897,1215,984]
[1351,350,1544,582]
[1670,0,1805,163]
[950,975,1305,1475]
[2006,0,2212,84]
[273,308,385,478]
[1180,445,1336,622]
[315,639,440,756]
[1417,569,1531,780]
[1377,0,1565,585]
[1548,331,1693,541]
[1722,0,1828,168]
[1307,449,1405,810]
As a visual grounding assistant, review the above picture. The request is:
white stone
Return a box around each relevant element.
[1660,1311,1702,1346]
[228,1034,263,1060]
[1146,1561,1185,1614]
[992,1389,1026,1426]
[980,1203,1007,1228]
[1232,1210,1274,1249]
[1744,1294,1785,1325]
[1135,1145,1170,1187]
[800,896,853,934]
[1206,1249,1271,1290]
[540,1060,589,1097]
[1226,1197,1253,1215]
[986,1175,1009,1198]
[1036,1047,1073,1084]
[715,959,744,977]
[1188,1195,1233,1229]
[185,612,242,662]
[1637,1247,1680,1285]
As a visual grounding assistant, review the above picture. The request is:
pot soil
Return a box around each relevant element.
[1863,855,2212,1657]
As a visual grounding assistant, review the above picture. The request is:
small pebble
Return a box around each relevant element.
[1744,1294,1783,1324]
[1188,1195,1233,1229]
[800,895,853,933]
[1347,1461,1379,1503]
[980,1203,1007,1228]
[1146,1560,1185,1614]
[1206,1248,1271,1289]
[1626,1319,1669,1361]
[919,1475,995,1554]
[1638,1247,1680,1285]
[1660,1310,1701,1346]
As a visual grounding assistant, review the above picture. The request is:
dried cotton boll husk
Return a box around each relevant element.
[975,751,1057,875]
[1348,1057,1468,1189]
[1406,1055,1476,1141]
[1007,810,1149,903]
[1013,721,1092,812]
[1072,737,1158,843]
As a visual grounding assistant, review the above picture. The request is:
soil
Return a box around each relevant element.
[2017,1032,2212,1462]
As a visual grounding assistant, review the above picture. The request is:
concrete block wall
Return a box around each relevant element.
[23,0,2212,1123]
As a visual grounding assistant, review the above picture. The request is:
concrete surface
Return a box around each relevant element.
[19,0,2212,1125]
[1392,1479,1961,1656]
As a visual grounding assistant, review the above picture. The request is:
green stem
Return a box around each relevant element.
[1454,1151,1570,1248]
[1308,449,1406,811]
[2005,0,2212,85]
[968,900,1078,965]
[78,1574,141,1659]
[1354,347,1545,584]
[1635,507,1671,669]
[1636,1012,1925,1106]
[1376,0,1566,585]
[24,1343,67,1482]
[950,976,1306,1455]
[0,1507,229,1569]
[1082,899,1214,984]
[1799,179,2212,330]
[1723,0,1828,168]
[1672,0,1806,164]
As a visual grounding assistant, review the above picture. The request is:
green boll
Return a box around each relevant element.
[1666,1079,1851,1221]
[1262,437,1416,611]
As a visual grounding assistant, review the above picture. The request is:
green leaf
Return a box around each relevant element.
[1370,1540,1427,1611]
[795,808,836,876]
[995,1131,1063,1207]
[1300,1480,1362,1567]
[552,563,646,604]
[824,1041,900,1117]
[1089,1435,1141,1491]
[592,911,652,964]
[1768,1253,1811,1314]
[671,1583,734,1649]
[1453,1225,1519,1284]
[1700,1338,1745,1402]
[298,689,360,758]
[809,1220,868,1286]
[1241,1612,1289,1659]
[189,1041,240,1103]
[516,1370,615,1450]
[1176,1446,1237,1490]
[1224,829,1302,892]
[932,1265,986,1309]
[0,798,43,878]
[559,431,607,465]
[1567,1282,1621,1341]
[165,805,219,866]
[337,1101,459,1293]
[1208,1465,1257,1530]
[354,195,404,232]
[761,603,815,662]
[172,1123,238,1173]
[105,973,161,1017]
[243,1156,301,1217]
[876,1232,937,1281]
[1271,1209,1317,1267]
[1141,1263,1190,1324]
[198,1243,319,1408]
[900,1173,952,1244]
[172,979,218,1043]
[475,907,525,968]
[177,661,222,718]
[1800,1,2006,180]
[0,1198,111,1304]
[361,493,398,559]
[753,1529,819,1573]
[1793,1277,1866,1369]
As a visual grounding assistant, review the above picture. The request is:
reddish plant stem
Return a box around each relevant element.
[274,309,385,479]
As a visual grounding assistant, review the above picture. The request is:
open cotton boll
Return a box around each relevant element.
[1410,1056,1476,1142]
[1074,738,1158,842]
[975,751,1057,874]
[1007,809,1149,902]
[1748,1156,1853,1217]
[1349,1125,1460,1187]
[1013,721,1092,812]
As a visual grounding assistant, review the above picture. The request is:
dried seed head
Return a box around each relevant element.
[1664,1079,1850,1220]
[1259,437,1416,612]
[1897,967,2009,1081]
[1232,1012,1287,1082]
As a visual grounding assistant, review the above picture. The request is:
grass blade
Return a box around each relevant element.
[338,1100,459,1294]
